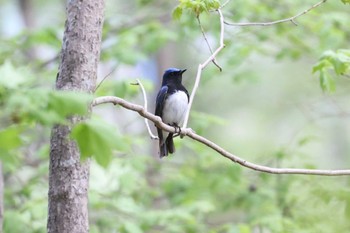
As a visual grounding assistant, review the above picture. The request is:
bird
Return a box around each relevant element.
[155,68,189,158]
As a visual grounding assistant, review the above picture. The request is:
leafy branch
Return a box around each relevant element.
[313,49,350,92]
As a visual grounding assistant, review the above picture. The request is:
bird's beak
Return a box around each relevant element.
[180,69,187,74]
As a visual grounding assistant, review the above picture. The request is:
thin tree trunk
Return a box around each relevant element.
[47,0,104,232]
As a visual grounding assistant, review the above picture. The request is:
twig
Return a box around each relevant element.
[220,0,231,9]
[92,96,350,176]
[130,79,158,140]
[182,9,225,129]
[224,0,327,27]
[197,16,222,71]
[38,54,60,69]
[95,64,119,92]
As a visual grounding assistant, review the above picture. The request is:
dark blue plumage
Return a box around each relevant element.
[155,68,189,157]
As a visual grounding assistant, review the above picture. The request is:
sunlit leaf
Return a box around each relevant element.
[173,6,183,20]
[319,70,335,92]
[175,0,220,17]
[312,60,331,74]
[313,49,350,92]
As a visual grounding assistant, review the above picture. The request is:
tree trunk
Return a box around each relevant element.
[47,0,104,232]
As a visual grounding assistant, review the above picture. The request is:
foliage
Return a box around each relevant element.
[71,117,129,167]
[313,49,350,92]
[0,61,92,122]
[173,0,221,19]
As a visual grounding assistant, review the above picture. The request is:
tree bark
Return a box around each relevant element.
[47,0,104,233]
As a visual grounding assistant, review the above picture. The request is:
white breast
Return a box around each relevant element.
[162,91,188,126]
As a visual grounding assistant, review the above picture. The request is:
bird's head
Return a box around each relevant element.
[162,68,186,85]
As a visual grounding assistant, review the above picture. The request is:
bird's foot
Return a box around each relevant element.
[172,125,181,138]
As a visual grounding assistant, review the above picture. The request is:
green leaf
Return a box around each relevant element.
[325,50,349,75]
[319,70,335,92]
[313,49,350,92]
[48,91,92,117]
[341,0,350,4]
[0,125,23,150]
[206,0,221,10]
[175,0,221,17]
[173,6,183,20]
[71,118,127,167]
[312,60,331,74]
[5,89,91,125]
[319,50,350,75]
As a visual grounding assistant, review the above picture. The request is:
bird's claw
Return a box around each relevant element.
[172,125,181,137]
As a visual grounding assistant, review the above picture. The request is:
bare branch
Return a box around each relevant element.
[197,16,222,71]
[183,9,225,128]
[95,64,119,92]
[224,0,327,27]
[38,54,60,69]
[220,0,231,9]
[92,96,350,176]
[131,79,158,140]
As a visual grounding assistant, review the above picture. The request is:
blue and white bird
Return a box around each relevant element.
[155,68,189,157]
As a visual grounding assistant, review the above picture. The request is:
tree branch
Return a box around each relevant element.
[95,64,119,92]
[92,96,350,176]
[131,79,158,140]
[197,16,222,71]
[224,0,327,27]
[182,9,225,129]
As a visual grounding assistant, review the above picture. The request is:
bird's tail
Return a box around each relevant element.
[159,133,175,158]
[159,139,168,158]
[166,133,175,154]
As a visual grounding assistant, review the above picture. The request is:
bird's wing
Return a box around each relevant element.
[178,84,190,102]
[155,85,169,118]
[184,88,190,102]
[155,85,169,157]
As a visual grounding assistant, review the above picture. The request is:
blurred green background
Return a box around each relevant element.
[1,0,350,232]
